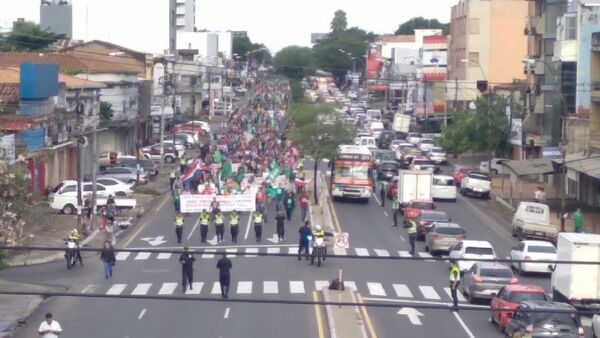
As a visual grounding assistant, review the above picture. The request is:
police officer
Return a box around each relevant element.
[310,224,326,265]
[214,211,225,243]
[392,199,400,227]
[298,221,312,261]
[179,156,187,174]
[275,209,286,242]
[179,246,195,293]
[229,210,240,243]
[174,213,184,244]
[199,210,211,243]
[169,168,177,191]
[216,253,232,298]
[449,260,461,310]
[407,218,417,256]
[253,211,264,242]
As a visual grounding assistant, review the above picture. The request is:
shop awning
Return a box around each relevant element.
[565,156,600,180]
[504,159,556,176]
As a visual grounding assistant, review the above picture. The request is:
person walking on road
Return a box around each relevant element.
[379,183,386,207]
[229,210,240,243]
[173,191,181,213]
[406,218,417,256]
[275,209,286,242]
[100,240,116,279]
[216,253,232,298]
[449,260,461,310]
[179,246,195,293]
[392,199,400,227]
[169,168,177,191]
[253,210,264,242]
[214,211,225,243]
[298,220,312,261]
[174,213,184,244]
[299,191,309,223]
[199,210,211,243]
[38,312,62,338]
[284,190,295,221]
[573,208,585,233]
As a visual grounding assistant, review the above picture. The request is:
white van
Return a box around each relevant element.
[49,180,136,215]
[358,136,377,150]
[369,121,384,139]
[511,202,556,241]
[432,175,457,202]
[366,109,382,121]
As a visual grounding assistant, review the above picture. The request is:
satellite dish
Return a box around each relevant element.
[469,101,477,110]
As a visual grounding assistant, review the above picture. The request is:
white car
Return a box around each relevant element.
[593,314,600,338]
[185,120,211,133]
[509,240,557,274]
[417,138,435,153]
[427,147,447,165]
[432,175,457,202]
[449,240,497,272]
[389,140,408,152]
[407,132,422,145]
[93,177,134,197]
[479,158,508,175]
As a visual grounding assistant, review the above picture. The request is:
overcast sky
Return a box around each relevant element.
[0,0,455,54]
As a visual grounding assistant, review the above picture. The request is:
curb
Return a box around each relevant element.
[494,196,515,213]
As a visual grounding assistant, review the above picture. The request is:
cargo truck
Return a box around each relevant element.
[397,170,433,211]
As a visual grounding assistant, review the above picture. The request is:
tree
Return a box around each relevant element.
[99,101,114,122]
[330,10,348,36]
[0,161,30,265]
[394,16,450,35]
[0,21,65,52]
[232,36,272,65]
[273,46,315,80]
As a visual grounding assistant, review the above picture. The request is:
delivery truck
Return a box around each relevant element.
[397,170,433,209]
[393,113,411,137]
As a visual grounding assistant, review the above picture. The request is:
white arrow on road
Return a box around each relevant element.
[397,308,424,326]
[206,235,219,246]
[266,234,279,243]
[140,236,167,247]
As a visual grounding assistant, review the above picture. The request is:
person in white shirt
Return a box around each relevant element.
[38,312,62,338]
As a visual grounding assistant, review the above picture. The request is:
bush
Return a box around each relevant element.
[133,187,161,196]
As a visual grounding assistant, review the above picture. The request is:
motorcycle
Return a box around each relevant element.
[64,239,83,270]
[310,236,327,267]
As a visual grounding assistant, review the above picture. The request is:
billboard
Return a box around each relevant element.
[422,51,447,66]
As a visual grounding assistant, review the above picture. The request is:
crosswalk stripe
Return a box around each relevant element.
[131,283,152,295]
[344,281,357,290]
[398,251,411,257]
[245,248,258,258]
[81,284,97,294]
[419,285,441,300]
[226,248,237,257]
[115,252,130,261]
[367,282,387,296]
[157,253,172,260]
[315,280,329,291]
[355,248,369,256]
[443,287,466,302]
[263,281,278,294]
[202,249,216,259]
[134,252,151,260]
[237,281,253,294]
[185,282,204,295]
[289,281,305,294]
[393,284,413,298]
[211,282,221,294]
[106,284,127,295]
[418,252,433,258]
[374,249,390,257]
[158,283,178,295]
[288,247,299,255]
[267,247,280,254]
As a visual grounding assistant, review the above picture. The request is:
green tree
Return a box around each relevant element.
[232,36,272,64]
[0,20,65,52]
[330,10,348,36]
[99,101,114,122]
[0,162,30,266]
[394,16,450,35]
[273,46,315,80]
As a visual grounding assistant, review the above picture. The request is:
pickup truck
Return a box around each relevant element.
[511,202,557,241]
[460,171,491,199]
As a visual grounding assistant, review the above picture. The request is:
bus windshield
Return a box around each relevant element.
[335,163,370,180]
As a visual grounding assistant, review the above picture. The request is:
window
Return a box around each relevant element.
[465,247,494,255]
[469,18,479,34]
[468,52,479,66]
[97,179,117,186]
[527,245,556,254]
[61,185,76,193]
[566,16,577,40]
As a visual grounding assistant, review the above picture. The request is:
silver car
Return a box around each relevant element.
[424,222,466,254]
[427,147,447,165]
[100,167,148,185]
[461,262,517,303]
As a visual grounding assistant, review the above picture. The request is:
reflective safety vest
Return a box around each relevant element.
[254,213,263,224]
[314,230,325,238]
[215,215,224,225]
[169,169,176,178]
[230,214,239,226]
[175,215,184,227]
[450,266,460,282]
[392,200,400,210]
[200,214,210,226]
[180,157,186,165]
[407,221,417,234]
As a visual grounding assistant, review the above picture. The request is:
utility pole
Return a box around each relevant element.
[75,93,83,235]
[159,59,171,170]
[423,78,427,122]
[91,121,98,232]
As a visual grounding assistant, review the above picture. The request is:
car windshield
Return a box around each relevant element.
[527,246,556,253]
[435,227,465,235]
[469,172,490,180]
[434,178,454,186]
[52,183,64,193]
[508,292,546,303]
[480,268,512,278]
[380,154,395,161]
[411,202,434,210]
[465,247,494,255]
[530,313,580,327]
[380,163,398,170]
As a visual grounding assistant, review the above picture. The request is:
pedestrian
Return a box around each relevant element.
[299,191,309,223]
[172,176,182,195]
[275,183,285,210]
[573,208,585,233]
[199,210,211,243]
[406,218,417,256]
[100,240,116,279]
[392,198,400,227]
[174,212,184,244]
[179,246,195,293]
[560,210,568,233]
[210,197,220,217]
[179,156,187,174]
[298,220,312,261]
[229,210,240,243]
[255,186,266,214]
[284,190,295,221]
[254,210,264,242]
[173,191,181,213]
[379,183,386,207]
[449,260,461,310]
[38,312,62,338]
[216,253,233,298]
[106,198,116,226]
[169,168,177,191]
[275,209,286,242]
[214,211,225,243]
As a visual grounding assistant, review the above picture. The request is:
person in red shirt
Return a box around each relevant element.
[299,191,309,223]
[255,186,266,215]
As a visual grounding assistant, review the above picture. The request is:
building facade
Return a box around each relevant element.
[176,0,195,32]
[40,0,72,39]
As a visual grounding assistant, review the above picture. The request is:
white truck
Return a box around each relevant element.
[460,171,491,199]
[551,233,600,309]
[397,170,433,208]
[511,202,557,241]
[393,113,411,135]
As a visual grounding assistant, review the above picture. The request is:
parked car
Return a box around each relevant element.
[407,132,422,145]
[424,222,466,254]
[593,314,600,338]
[511,202,557,242]
[432,175,457,202]
[403,200,436,224]
[377,161,399,181]
[452,166,472,187]
[160,139,186,154]
[490,284,547,333]
[460,171,491,199]
[505,301,584,338]
[100,166,148,184]
[449,240,497,272]
[121,158,159,176]
[461,262,517,303]
[98,151,132,168]
[184,120,211,133]
[49,180,136,214]
[164,133,195,149]
[414,210,450,239]
[479,158,509,175]
[89,177,134,197]
[417,138,435,153]
[509,240,557,274]
[141,144,179,163]
[427,147,447,165]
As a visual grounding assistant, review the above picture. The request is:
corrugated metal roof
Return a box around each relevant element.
[565,155,600,179]
[505,159,556,176]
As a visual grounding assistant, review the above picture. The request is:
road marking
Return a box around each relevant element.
[106,284,127,295]
[399,235,406,242]
[134,252,151,260]
[81,284,96,294]
[361,296,488,309]
[156,253,171,260]
[357,293,378,338]
[237,281,253,294]
[443,287,467,302]
[419,285,441,300]
[418,252,433,258]
[393,284,413,298]
[327,197,343,233]
[263,281,278,294]
[398,250,411,257]
[367,282,387,296]
[290,281,305,294]
[313,292,326,338]
[123,193,170,247]
[288,247,299,254]
[131,283,152,295]
[383,211,389,217]
[224,307,230,319]
[244,211,253,240]
[158,283,178,295]
[187,218,200,240]
[344,280,357,290]
[226,248,237,257]
[202,249,216,258]
[127,243,297,250]
[355,248,369,256]
[141,269,169,273]
[315,280,329,291]
[185,282,204,295]
[267,247,280,254]
[137,308,146,320]
[373,194,382,206]
[453,311,476,338]
[211,282,221,294]
[245,247,258,257]
[374,249,390,257]
[115,252,130,261]
[333,247,347,255]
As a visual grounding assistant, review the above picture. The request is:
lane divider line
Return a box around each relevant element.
[312,291,326,338]
[357,293,378,338]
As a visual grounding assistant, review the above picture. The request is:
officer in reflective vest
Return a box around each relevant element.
[449,260,461,310]
[392,199,400,227]
[214,211,225,243]
[169,168,176,191]
[199,210,211,243]
[407,220,417,256]
[253,211,264,242]
[174,213,184,244]
[229,210,240,243]
[179,156,187,174]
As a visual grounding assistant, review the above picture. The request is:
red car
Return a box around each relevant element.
[452,166,472,186]
[489,284,547,333]
[387,178,398,199]
[403,199,435,223]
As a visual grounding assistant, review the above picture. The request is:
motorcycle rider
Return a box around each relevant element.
[66,229,83,266]
[310,224,326,265]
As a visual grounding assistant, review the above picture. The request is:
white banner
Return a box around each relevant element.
[181,192,256,213]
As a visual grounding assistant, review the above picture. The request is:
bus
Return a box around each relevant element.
[331,145,374,202]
